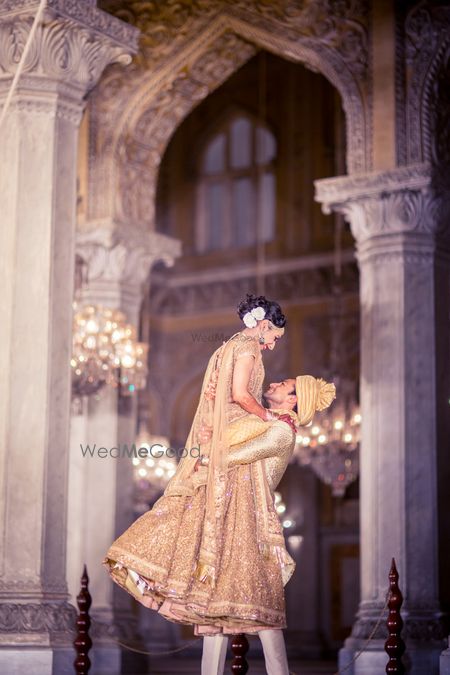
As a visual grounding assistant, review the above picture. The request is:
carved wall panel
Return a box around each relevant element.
[150,261,359,317]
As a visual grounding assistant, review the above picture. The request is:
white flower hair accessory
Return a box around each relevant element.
[242,306,266,327]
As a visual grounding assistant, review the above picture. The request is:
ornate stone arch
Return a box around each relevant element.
[421,40,450,166]
[404,1,450,164]
[89,1,370,232]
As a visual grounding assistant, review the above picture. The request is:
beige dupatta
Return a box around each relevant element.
[164,334,239,517]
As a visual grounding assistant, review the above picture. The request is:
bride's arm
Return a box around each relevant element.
[231,354,274,421]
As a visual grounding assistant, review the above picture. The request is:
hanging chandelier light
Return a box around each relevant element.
[71,303,149,398]
[291,221,360,497]
[293,390,361,497]
[131,425,178,513]
[274,491,295,529]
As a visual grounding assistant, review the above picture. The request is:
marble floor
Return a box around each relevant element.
[125,657,338,674]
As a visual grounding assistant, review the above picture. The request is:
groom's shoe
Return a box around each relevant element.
[201,634,229,675]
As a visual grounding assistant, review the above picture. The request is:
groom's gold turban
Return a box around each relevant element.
[295,375,336,426]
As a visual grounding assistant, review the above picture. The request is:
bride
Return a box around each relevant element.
[103,293,335,674]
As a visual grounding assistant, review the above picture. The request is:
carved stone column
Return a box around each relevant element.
[0,2,138,673]
[315,164,450,674]
[68,222,180,662]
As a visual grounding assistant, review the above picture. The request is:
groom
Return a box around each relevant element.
[263,378,297,426]
[200,377,299,675]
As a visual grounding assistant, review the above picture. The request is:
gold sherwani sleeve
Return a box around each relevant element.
[226,419,295,492]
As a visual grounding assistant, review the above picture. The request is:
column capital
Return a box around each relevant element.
[75,219,181,318]
[76,219,181,286]
[0,0,139,104]
[315,163,448,247]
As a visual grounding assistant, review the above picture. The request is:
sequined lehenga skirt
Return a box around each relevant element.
[103,464,293,635]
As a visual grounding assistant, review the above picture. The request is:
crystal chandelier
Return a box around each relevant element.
[131,426,178,513]
[294,394,361,497]
[71,303,149,398]
[292,221,360,497]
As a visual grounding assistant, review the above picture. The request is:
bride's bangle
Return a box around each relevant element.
[199,455,209,467]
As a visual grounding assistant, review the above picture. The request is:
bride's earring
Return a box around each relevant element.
[258,333,265,345]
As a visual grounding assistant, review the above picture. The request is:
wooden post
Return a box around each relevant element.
[231,633,249,673]
[385,558,405,674]
[74,565,93,674]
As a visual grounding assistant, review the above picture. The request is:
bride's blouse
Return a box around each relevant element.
[226,334,264,425]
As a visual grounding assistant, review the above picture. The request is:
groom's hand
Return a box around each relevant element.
[277,414,297,434]
[197,424,212,445]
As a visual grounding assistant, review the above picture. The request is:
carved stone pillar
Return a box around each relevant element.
[68,223,180,662]
[0,2,138,672]
[315,164,450,674]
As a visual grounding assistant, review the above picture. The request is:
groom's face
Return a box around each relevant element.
[264,379,296,407]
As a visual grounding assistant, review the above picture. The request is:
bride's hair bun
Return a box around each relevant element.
[237,293,286,328]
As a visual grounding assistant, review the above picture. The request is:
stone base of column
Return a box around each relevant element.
[0,634,122,675]
[339,604,448,675]
[339,639,386,674]
[339,636,444,674]
[0,646,74,675]
[440,641,450,675]
[0,600,78,675]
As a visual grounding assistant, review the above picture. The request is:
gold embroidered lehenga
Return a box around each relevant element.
[103,332,297,635]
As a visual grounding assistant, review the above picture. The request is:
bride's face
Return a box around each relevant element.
[261,327,284,351]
